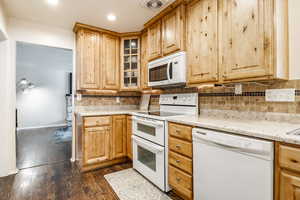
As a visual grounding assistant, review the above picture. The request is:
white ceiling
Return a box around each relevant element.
[3,0,175,32]
[17,42,73,71]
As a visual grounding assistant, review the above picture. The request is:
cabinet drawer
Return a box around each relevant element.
[279,144,300,173]
[169,123,192,141]
[169,151,192,174]
[169,165,193,199]
[169,137,192,158]
[84,116,112,127]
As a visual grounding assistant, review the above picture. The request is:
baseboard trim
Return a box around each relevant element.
[17,123,68,131]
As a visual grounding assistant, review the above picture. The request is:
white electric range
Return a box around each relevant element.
[132,93,198,192]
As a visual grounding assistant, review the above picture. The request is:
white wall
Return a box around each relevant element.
[17,60,72,129]
[0,0,16,177]
[8,17,74,50]
[289,0,300,80]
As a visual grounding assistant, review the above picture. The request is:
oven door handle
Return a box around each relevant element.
[132,136,164,153]
[132,117,164,127]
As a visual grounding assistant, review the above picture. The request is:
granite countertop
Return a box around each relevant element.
[76,109,141,117]
[167,115,300,145]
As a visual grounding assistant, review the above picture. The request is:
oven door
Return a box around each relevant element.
[132,116,165,146]
[132,135,165,191]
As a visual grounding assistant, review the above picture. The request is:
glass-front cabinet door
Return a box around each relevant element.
[120,37,140,90]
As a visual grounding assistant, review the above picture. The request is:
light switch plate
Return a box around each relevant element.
[265,88,295,102]
[76,94,82,101]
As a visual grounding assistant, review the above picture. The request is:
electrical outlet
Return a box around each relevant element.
[76,94,82,101]
[265,88,295,102]
[235,84,243,95]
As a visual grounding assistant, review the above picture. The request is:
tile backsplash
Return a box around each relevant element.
[150,80,300,114]
[75,96,140,106]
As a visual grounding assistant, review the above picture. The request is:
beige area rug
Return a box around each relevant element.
[104,168,172,200]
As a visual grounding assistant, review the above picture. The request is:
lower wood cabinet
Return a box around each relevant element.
[112,115,127,159]
[77,115,129,172]
[168,122,193,200]
[276,143,300,200]
[127,116,133,160]
[83,126,111,165]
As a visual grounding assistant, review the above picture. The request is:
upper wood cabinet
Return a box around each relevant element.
[76,29,101,90]
[219,0,288,81]
[83,126,111,165]
[102,34,120,90]
[141,31,150,90]
[148,20,162,61]
[120,37,140,91]
[162,4,185,56]
[187,0,218,84]
[112,115,127,159]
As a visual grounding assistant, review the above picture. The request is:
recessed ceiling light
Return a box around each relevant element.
[47,0,59,6]
[107,14,117,21]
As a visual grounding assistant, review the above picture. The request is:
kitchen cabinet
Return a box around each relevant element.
[141,31,150,90]
[102,34,120,90]
[76,29,101,90]
[219,0,288,81]
[112,115,127,159]
[76,115,128,172]
[168,122,193,200]
[83,126,110,165]
[276,143,300,200]
[120,37,140,90]
[127,115,132,160]
[74,25,121,93]
[187,0,218,84]
[148,20,162,61]
[162,4,185,56]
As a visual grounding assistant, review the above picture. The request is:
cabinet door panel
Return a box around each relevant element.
[148,21,162,61]
[187,0,218,84]
[162,5,184,55]
[220,0,273,80]
[84,126,110,165]
[112,115,127,159]
[77,29,101,89]
[127,116,133,159]
[279,170,300,200]
[102,34,120,89]
[141,32,149,89]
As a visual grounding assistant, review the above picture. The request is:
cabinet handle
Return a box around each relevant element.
[176,177,181,182]
[176,160,181,163]
[175,130,181,134]
[175,145,181,149]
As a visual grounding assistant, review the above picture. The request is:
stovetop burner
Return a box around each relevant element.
[137,111,182,117]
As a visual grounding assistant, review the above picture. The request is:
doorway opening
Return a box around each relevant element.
[15,42,73,170]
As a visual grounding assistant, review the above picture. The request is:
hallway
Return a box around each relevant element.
[16,127,72,169]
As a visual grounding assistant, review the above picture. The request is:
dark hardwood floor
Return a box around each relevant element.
[0,161,182,200]
[17,127,72,169]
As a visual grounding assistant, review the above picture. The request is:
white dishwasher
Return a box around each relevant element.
[192,128,274,200]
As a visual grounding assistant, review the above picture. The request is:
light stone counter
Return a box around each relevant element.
[74,105,141,117]
[167,114,300,145]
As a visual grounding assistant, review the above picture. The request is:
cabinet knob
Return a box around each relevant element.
[176,177,181,182]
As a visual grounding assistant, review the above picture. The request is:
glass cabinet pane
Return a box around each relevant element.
[131,39,138,48]
[124,40,130,49]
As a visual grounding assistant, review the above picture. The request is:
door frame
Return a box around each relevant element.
[13,40,76,172]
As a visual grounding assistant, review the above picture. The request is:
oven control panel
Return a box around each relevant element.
[159,93,198,106]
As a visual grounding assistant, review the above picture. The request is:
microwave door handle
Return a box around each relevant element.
[167,61,171,81]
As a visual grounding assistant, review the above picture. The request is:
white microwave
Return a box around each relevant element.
[148,51,186,87]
